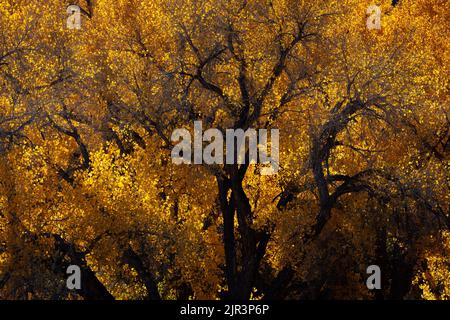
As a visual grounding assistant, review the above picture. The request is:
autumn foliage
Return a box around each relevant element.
[0,0,448,300]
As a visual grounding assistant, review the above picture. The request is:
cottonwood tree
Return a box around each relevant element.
[0,0,448,300]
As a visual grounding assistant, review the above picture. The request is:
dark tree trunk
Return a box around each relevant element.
[122,247,161,300]
[217,166,270,300]
[52,234,114,300]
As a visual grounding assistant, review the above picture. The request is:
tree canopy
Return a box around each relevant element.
[0,0,448,300]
